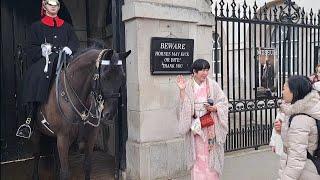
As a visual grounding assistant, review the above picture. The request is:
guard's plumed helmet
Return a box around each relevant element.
[44,0,60,6]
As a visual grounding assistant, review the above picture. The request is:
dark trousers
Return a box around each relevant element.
[25,102,38,123]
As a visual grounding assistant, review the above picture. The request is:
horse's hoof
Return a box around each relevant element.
[59,171,70,180]
[32,175,40,180]
[78,141,85,154]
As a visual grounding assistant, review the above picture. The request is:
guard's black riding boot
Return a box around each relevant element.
[16,103,36,139]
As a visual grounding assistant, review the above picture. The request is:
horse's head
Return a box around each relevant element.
[97,49,131,120]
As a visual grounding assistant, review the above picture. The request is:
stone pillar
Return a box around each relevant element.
[123,0,214,179]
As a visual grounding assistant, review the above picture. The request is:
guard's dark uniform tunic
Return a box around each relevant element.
[23,15,79,103]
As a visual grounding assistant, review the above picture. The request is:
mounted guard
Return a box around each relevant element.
[16,0,79,139]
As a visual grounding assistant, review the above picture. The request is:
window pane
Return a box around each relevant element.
[212,32,221,75]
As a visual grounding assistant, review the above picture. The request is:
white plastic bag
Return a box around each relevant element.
[190,117,205,141]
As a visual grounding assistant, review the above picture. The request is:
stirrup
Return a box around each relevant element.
[16,118,32,139]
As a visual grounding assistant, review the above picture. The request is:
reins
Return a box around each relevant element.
[55,49,110,127]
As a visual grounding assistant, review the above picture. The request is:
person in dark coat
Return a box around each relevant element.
[16,0,79,139]
[262,59,275,90]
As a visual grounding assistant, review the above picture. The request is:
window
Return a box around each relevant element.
[212,33,221,76]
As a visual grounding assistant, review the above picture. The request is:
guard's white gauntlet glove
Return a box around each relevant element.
[41,43,52,57]
[41,43,52,72]
[62,46,72,55]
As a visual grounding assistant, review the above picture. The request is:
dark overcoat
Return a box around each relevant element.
[22,16,79,103]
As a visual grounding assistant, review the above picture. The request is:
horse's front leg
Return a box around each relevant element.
[31,130,41,180]
[57,135,71,180]
[84,126,99,180]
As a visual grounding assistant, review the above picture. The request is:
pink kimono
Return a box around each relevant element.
[177,78,228,180]
[192,80,219,180]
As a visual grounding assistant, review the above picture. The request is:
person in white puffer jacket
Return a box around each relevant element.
[275,75,320,180]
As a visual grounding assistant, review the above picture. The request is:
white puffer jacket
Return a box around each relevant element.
[278,91,320,180]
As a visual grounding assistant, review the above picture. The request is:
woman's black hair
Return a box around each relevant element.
[191,59,210,73]
[287,75,313,103]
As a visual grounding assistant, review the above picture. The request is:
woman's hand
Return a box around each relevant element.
[274,119,282,134]
[176,75,186,90]
[271,146,276,153]
[204,104,217,112]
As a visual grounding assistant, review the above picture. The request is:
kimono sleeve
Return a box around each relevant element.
[176,87,193,135]
[211,80,229,144]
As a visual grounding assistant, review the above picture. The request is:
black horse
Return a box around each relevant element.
[30,47,131,180]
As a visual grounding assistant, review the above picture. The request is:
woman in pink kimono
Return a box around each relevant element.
[176,59,228,180]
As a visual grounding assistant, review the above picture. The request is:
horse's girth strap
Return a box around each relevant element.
[96,49,109,68]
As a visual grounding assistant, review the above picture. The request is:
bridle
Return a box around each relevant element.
[55,49,122,127]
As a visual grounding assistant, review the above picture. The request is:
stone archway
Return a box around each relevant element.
[1,0,123,179]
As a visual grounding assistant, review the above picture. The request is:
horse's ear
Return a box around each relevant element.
[104,49,114,59]
[120,50,131,59]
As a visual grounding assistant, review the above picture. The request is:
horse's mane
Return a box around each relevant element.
[67,39,115,72]
[73,39,107,59]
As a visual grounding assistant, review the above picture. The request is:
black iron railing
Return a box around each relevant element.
[211,0,320,152]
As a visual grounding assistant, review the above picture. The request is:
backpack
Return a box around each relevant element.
[288,113,320,175]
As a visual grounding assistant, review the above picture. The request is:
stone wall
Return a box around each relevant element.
[123,0,214,179]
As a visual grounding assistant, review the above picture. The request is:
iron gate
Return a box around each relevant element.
[211,0,320,152]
